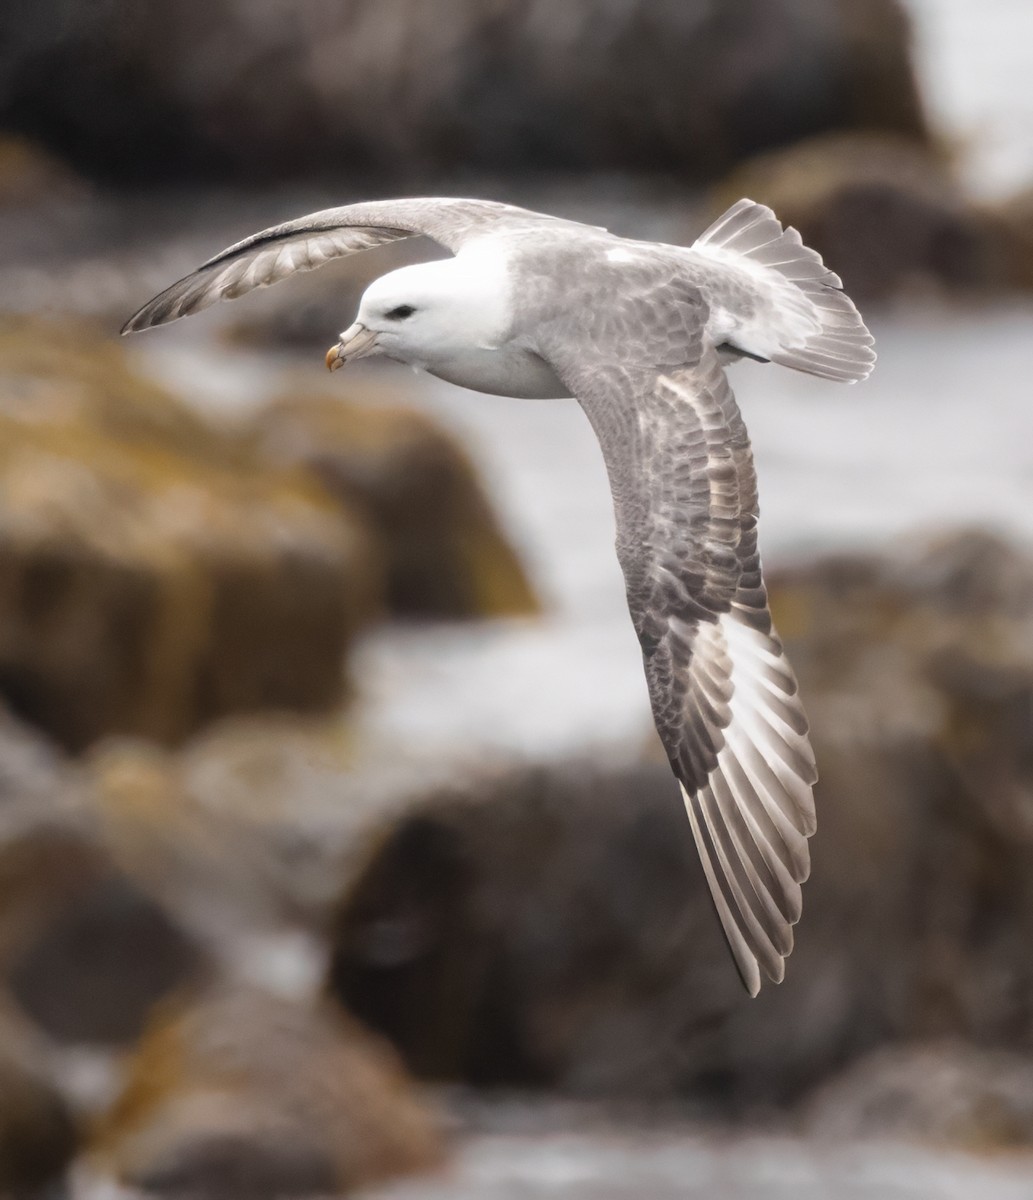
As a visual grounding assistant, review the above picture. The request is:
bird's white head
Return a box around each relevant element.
[325,253,511,375]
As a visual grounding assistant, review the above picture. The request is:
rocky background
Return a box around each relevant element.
[3,1,1033,1198]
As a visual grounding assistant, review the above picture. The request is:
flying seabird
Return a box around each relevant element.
[123,196,875,995]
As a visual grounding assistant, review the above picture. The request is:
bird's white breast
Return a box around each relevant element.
[425,344,569,399]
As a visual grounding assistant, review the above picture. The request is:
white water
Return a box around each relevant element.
[907,0,1033,198]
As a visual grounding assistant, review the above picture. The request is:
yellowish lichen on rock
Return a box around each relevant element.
[258,387,539,620]
[0,315,382,750]
[91,988,443,1196]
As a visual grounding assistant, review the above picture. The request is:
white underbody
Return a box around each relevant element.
[420,343,570,399]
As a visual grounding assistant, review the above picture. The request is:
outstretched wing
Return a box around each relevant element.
[552,332,817,995]
[122,197,563,334]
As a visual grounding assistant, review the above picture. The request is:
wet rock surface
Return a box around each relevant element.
[1,1,927,183]
[92,988,443,1198]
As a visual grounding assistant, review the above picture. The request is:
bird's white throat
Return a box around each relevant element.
[349,244,566,397]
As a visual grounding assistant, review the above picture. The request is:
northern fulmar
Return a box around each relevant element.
[124,196,875,995]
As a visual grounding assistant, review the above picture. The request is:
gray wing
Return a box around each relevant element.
[122,197,560,334]
[548,328,817,995]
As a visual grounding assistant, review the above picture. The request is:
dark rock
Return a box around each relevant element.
[988,184,1033,292]
[716,134,998,301]
[328,756,922,1102]
[0,0,927,183]
[0,808,208,1048]
[805,1041,1033,1149]
[328,530,1033,1105]
[0,1000,77,1192]
[0,698,66,809]
[92,988,443,1197]
[258,390,539,620]
[0,315,380,751]
[7,869,203,1046]
[0,702,209,1047]
[0,134,87,208]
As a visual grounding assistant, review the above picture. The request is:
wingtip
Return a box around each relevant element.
[120,306,152,336]
[741,953,785,997]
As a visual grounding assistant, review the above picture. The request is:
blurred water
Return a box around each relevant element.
[357,1123,1033,1200]
[907,0,1033,197]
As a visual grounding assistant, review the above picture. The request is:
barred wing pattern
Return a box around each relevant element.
[560,349,817,995]
[122,197,562,333]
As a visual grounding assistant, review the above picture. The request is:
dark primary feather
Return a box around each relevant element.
[535,273,817,995]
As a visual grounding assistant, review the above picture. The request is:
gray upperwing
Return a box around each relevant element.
[543,304,817,994]
[122,196,568,334]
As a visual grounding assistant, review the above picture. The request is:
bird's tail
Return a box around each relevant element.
[692,198,875,384]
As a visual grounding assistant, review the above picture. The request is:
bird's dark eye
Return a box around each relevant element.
[386,304,416,320]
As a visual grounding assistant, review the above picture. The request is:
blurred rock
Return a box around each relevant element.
[84,711,506,962]
[0,0,927,183]
[93,988,442,1198]
[328,756,919,1101]
[87,720,361,952]
[0,772,208,1046]
[805,1041,1033,1149]
[0,999,77,1192]
[0,315,379,750]
[717,134,997,301]
[328,529,1033,1105]
[258,390,538,619]
[0,696,67,809]
[0,134,87,208]
[5,861,205,1048]
[988,184,1033,292]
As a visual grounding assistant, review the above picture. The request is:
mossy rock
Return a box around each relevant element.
[258,389,538,620]
[0,315,381,750]
[91,988,442,1198]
